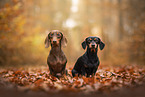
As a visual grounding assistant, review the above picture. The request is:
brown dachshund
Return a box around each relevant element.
[45,30,67,77]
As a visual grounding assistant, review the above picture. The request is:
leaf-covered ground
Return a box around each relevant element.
[0,65,145,97]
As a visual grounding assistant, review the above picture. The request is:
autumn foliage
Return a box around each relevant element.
[0,0,145,66]
[0,0,145,96]
[0,65,145,93]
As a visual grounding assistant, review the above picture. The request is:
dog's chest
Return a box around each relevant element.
[48,54,66,65]
[53,56,65,64]
[82,56,98,68]
[47,53,66,73]
[84,62,97,68]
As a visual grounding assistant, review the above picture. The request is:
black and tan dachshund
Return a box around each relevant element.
[45,30,67,77]
[72,36,105,77]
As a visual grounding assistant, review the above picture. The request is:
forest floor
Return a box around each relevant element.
[0,65,145,97]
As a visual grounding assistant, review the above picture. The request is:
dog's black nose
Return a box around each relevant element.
[53,41,57,44]
[92,44,95,48]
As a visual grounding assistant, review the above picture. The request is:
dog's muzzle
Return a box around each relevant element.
[53,41,57,44]
[90,43,97,52]
[91,44,95,48]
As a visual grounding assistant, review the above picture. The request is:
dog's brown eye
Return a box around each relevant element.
[50,33,54,36]
[57,33,61,38]
[57,33,60,36]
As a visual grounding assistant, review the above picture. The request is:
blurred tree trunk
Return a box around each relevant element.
[127,0,145,65]
[118,0,123,40]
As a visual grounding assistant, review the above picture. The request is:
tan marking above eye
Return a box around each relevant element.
[94,38,96,40]
[90,38,92,40]
[57,33,61,36]
[50,32,54,36]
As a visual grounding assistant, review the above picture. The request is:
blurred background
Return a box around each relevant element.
[0,0,144,67]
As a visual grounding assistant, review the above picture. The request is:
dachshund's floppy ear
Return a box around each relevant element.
[45,36,50,48]
[61,35,67,47]
[82,41,86,50]
[99,41,105,50]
